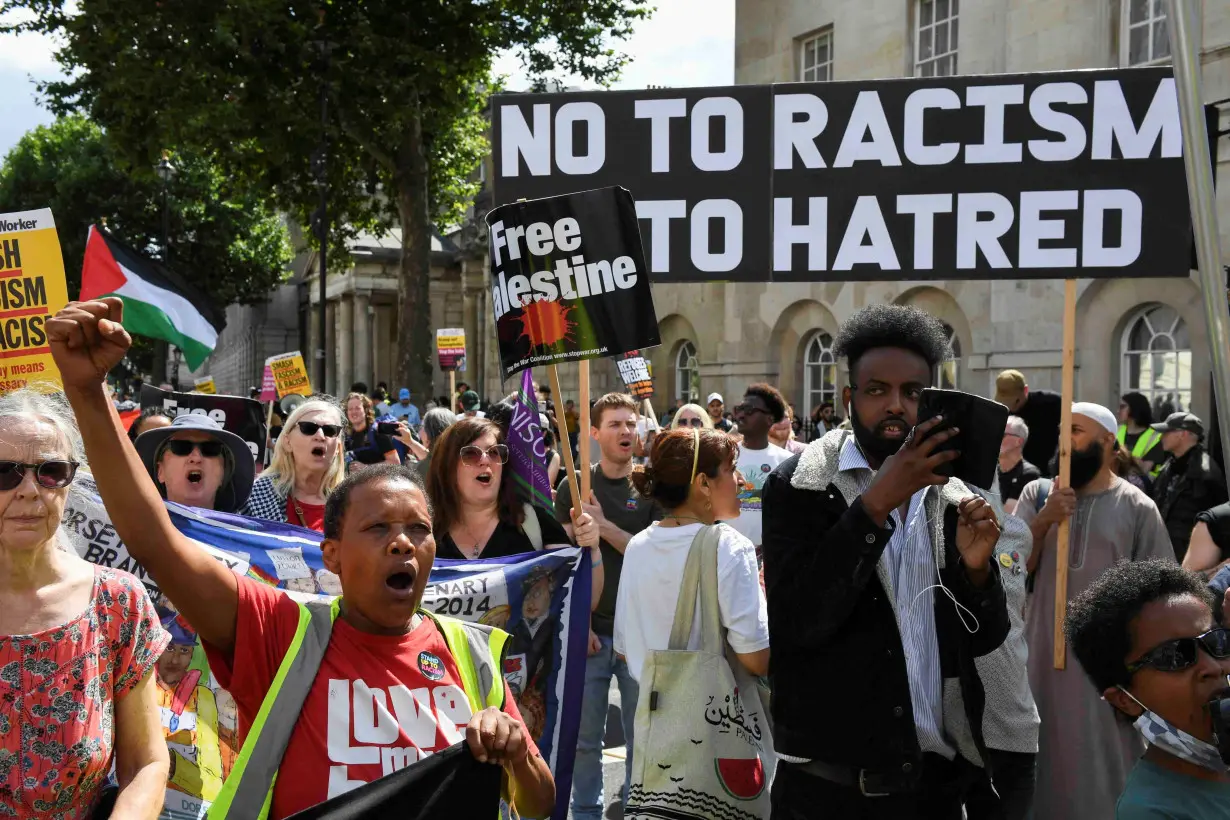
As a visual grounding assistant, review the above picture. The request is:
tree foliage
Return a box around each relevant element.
[2,0,651,397]
[0,115,292,307]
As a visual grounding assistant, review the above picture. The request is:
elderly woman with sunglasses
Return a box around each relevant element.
[242,398,346,532]
[0,389,170,819]
[426,417,603,600]
[670,402,713,431]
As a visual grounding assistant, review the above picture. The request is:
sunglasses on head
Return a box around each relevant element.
[0,460,80,491]
[166,440,225,458]
[677,417,705,428]
[296,421,342,438]
[1127,627,1230,674]
[460,444,509,466]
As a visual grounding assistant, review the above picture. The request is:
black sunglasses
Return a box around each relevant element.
[1127,627,1230,674]
[733,403,768,416]
[460,444,509,465]
[677,417,705,428]
[0,460,80,491]
[296,421,342,438]
[166,440,225,458]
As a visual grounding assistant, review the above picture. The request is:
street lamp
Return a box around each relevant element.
[154,150,180,389]
[309,26,332,392]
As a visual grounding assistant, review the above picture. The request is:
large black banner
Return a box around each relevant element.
[485,186,660,379]
[492,68,1190,283]
[140,385,267,464]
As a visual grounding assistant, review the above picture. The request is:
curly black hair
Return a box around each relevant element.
[833,304,950,381]
[745,383,787,423]
[1064,559,1215,692]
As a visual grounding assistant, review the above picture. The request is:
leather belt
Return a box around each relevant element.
[788,759,915,797]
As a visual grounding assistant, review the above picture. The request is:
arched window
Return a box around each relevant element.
[803,331,838,417]
[936,323,960,389]
[675,341,699,404]
[1122,305,1191,418]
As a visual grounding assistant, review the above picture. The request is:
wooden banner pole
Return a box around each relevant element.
[1053,278,1078,670]
[449,371,456,414]
[548,364,583,520]
[579,360,592,501]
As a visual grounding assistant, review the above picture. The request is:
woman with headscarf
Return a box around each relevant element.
[242,398,345,532]
[0,389,170,818]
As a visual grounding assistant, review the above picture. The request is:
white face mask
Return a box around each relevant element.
[1121,688,1228,772]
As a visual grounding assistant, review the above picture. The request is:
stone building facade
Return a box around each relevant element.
[644,0,1230,427]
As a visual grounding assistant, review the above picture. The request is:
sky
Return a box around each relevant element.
[0,1,735,158]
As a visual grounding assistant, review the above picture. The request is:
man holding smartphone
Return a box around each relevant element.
[762,304,1011,819]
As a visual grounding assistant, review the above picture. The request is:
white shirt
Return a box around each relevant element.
[614,522,769,684]
[728,443,792,547]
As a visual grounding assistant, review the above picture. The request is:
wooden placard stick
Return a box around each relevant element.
[579,360,592,501]
[548,364,583,520]
[1053,278,1077,669]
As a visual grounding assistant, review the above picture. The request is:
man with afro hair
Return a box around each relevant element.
[1066,560,1230,818]
[762,303,1010,817]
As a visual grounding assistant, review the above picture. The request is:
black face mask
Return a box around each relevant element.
[850,401,908,466]
[1049,441,1105,489]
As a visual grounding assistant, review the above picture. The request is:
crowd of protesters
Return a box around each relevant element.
[5,296,1230,820]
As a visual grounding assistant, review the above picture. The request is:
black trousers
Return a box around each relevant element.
[770,754,980,820]
[963,750,1037,820]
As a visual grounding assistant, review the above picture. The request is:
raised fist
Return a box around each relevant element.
[47,298,132,389]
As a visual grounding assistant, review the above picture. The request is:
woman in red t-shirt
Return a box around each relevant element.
[242,399,346,531]
[51,298,557,819]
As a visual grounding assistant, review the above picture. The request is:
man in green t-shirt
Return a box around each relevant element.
[1066,560,1230,819]
[556,392,661,820]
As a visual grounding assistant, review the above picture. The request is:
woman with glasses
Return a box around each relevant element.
[669,402,713,431]
[426,417,601,569]
[344,392,399,467]
[242,398,346,532]
[0,389,170,819]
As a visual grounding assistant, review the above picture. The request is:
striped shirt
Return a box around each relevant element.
[839,437,956,760]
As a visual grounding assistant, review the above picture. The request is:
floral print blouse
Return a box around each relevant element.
[0,567,169,819]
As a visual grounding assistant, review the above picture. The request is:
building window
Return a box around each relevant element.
[1122,304,1191,419]
[799,30,833,83]
[803,332,838,417]
[915,0,958,78]
[936,323,960,389]
[675,341,699,404]
[1123,0,1170,66]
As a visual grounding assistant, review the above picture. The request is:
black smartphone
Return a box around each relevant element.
[377,421,400,435]
[916,388,1009,490]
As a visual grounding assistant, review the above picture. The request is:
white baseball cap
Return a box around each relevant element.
[707,393,724,405]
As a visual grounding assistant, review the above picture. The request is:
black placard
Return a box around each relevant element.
[492,68,1191,283]
[616,351,654,400]
[140,385,267,464]
[485,186,661,379]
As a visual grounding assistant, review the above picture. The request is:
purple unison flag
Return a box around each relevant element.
[508,369,554,509]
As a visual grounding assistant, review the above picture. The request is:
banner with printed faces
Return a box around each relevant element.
[0,208,69,392]
[435,328,467,372]
[140,384,267,465]
[491,67,1190,283]
[485,186,660,378]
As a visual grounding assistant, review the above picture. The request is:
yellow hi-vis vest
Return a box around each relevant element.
[205,598,509,819]
[1117,425,1163,477]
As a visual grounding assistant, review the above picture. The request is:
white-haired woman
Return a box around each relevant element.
[670,402,713,431]
[242,398,345,531]
[0,389,169,818]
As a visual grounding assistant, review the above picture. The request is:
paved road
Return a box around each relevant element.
[565,679,628,820]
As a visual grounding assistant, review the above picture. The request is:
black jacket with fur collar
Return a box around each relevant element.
[761,430,1010,778]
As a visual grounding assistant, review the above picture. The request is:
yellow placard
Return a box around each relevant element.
[265,351,312,398]
[0,209,69,394]
[194,376,217,395]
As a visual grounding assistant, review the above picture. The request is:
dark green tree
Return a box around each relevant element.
[1,0,650,398]
[0,116,292,306]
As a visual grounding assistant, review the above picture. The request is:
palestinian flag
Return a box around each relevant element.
[80,226,224,370]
